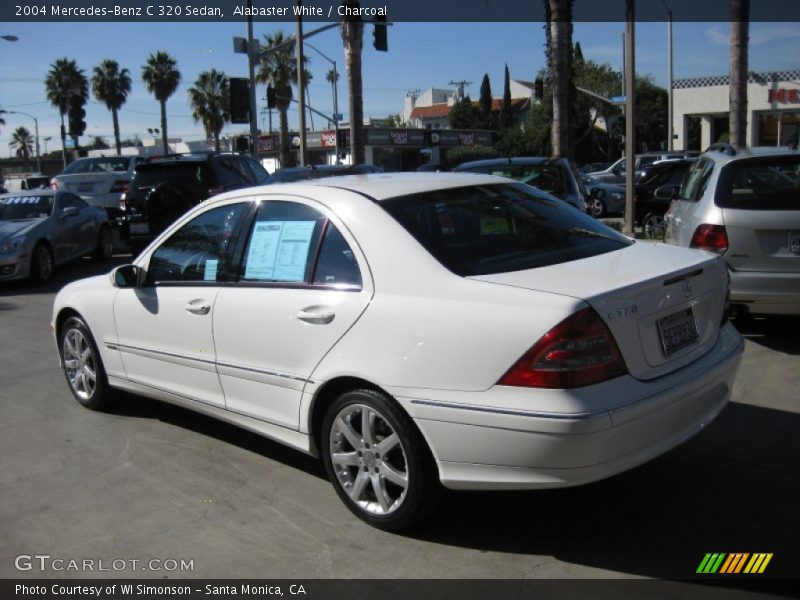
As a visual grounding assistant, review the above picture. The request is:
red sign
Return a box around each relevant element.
[321,131,336,148]
[258,135,278,152]
[768,88,799,103]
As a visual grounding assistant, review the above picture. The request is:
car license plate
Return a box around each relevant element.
[77,183,93,193]
[657,308,699,356]
[789,231,800,255]
[129,222,149,235]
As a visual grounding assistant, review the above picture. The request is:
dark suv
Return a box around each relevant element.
[120,152,269,253]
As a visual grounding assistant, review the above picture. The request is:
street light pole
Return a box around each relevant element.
[624,0,636,236]
[295,1,307,166]
[661,0,674,151]
[305,41,340,164]
[11,110,41,173]
[246,0,259,157]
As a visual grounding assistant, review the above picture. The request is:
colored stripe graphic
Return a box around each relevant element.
[697,553,772,574]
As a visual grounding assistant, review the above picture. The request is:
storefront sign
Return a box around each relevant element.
[258,136,278,152]
[768,88,800,103]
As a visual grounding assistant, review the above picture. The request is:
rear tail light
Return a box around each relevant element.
[109,180,129,194]
[49,179,58,190]
[208,186,224,197]
[118,194,127,212]
[498,307,628,389]
[690,224,728,254]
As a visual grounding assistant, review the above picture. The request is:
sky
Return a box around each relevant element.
[1,20,800,157]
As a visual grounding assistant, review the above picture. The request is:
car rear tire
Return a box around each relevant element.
[93,226,114,261]
[321,388,442,531]
[30,242,54,283]
[642,212,666,240]
[59,316,113,411]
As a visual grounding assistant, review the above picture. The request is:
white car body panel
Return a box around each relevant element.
[52,174,744,491]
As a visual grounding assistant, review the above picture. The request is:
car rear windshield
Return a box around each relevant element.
[133,162,214,188]
[716,156,800,210]
[62,157,130,174]
[382,183,631,276]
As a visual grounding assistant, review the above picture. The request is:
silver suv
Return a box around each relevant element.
[663,144,800,316]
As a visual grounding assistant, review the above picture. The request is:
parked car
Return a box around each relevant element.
[3,173,51,193]
[0,189,112,283]
[416,162,446,172]
[265,164,383,184]
[119,152,269,254]
[53,173,743,530]
[589,152,700,184]
[50,156,146,219]
[454,157,590,212]
[583,175,626,217]
[664,144,800,315]
[633,158,696,238]
[579,161,611,174]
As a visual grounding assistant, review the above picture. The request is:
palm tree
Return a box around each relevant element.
[545,0,573,158]
[0,109,6,135]
[341,1,365,164]
[44,58,88,165]
[325,68,340,128]
[188,69,230,151]
[92,59,132,156]
[729,0,749,150]
[257,30,300,167]
[10,126,34,167]
[141,51,181,155]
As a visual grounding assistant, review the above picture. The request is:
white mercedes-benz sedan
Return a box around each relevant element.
[52,173,744,530]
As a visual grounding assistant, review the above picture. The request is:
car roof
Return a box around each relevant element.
[456,157,564,169]
[703,144,799,163]
[219,172,507,202]
[0,189,57,198]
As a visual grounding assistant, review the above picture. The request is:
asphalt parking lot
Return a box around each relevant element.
[0,255,797,584]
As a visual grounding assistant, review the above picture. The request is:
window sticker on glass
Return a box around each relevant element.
[245,220,316,281]
[480,217,510,235]
[204,259,218,281]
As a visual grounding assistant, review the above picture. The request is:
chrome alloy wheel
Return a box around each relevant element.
[62,328,97,401]
[35,245,53,281]
[329,403,409,516]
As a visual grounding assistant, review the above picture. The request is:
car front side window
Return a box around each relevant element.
[148,202,249,284]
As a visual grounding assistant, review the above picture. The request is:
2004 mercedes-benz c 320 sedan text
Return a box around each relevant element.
[52,173,744,530]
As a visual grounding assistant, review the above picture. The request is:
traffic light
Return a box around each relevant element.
[336,128,348,152]
[373,15,388,52]
[68,99,86,138]
[534,78,544,101]
[229,78,250,124]
[266,85,276,109]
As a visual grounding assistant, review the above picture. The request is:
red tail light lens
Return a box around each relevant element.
[118,194,127,212]
[690,224,728,254]
[499,307,627,389]
[49,179,58,190]
[109,180,129,194]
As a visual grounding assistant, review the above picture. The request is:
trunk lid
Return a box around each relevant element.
[471,241,728,381]
[721,209,800,273]
[57,173,122,195]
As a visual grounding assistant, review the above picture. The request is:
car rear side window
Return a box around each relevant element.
[383,183,631,277]
[680,158,714,202]
[715,156,800,210]
[312,224,362,288]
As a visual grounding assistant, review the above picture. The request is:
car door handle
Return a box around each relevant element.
[185,300,211,315]
[297,307,335,324]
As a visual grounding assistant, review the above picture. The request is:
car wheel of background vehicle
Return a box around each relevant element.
[321,388,442,531]
[93,226,114,261]
[59,316,113,410]
[30,242,54,283]
[643,213,666,240]
[591,198,607,218]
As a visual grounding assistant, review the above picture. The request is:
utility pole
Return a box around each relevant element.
[665,3,674,150]
[246,0,259,156]
[295,1,307,166]
[449,80,472,101]
[624,0,636,236]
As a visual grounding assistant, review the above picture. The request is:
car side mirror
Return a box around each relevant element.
[61,206,78,218]
[111,264,143,289]
[654,185,679,201]
[611,166,620,175]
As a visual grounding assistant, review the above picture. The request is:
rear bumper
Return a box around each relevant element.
[729,269,800,315]
[397,323,743,490]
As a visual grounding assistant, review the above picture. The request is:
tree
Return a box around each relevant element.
[448,96,481,129]
[545,0,575,158]
[141,51,181,155]
[88,136,109,150]
[188,69,230,151]
[729,0,749,150]
[499,64,515,130]
[92,60,132,156]
[45,58,88,163]
[574,41,584,64]
[341,1,365,164]
[10,126,34,166]
[573,58,623,161]
[258,30,300,167]
[0,109,5,135]
[479,73,494,129]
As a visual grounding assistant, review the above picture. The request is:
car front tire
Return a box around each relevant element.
[321,389,442,531]
[59,316,113,411]
[642,212,666,240]
[30,242,54,283]
[93,226,114,261]
[591,198,607,218]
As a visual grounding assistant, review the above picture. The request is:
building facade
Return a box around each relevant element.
[673,69,800,150]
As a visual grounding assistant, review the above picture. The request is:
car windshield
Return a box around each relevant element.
[0,195,54,220]
[716,156,800,210]
[61,157,130,174]
[382,183,631,276]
